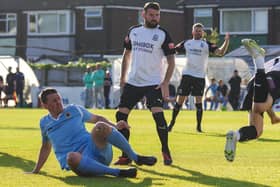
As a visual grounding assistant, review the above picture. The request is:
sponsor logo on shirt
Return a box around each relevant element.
[132,41,154,53]
[152,34,159,41]
[200,42,204,48]
[189,48,202,56]
[66,112,71,118]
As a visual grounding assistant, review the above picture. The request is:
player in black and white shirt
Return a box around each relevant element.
[241,55,280,112]
[115,2,175,166]
[168,23,230,132]
[225,39,280,162]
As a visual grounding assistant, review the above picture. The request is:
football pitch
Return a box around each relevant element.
[1,109,280,187]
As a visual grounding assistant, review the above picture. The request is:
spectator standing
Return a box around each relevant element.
[216,79,229,110]
[15,67,25,107]
[4,67,16,107]
[228,70,241,110]
[104,70,112,109]
[93,63,105,109]
[83,65,94,108]
[239,78,249,109]
[0,75,3,106]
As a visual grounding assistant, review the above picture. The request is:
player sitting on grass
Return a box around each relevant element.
[224,39,280,162]
[26,88,157,177]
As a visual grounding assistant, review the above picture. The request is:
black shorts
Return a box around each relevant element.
[241,71,280,110]
[267,71,280,102]
[240,78,254,110]
[119,83,163,110]
[177,75,205,96]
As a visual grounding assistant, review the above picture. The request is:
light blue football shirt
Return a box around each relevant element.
[40,104,92,170]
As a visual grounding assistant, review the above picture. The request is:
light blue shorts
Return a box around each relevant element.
[82,138,113,166]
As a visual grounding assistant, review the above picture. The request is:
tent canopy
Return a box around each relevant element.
[225,45,280,67]
[0,56,39,102]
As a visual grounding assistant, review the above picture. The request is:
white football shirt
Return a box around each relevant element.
[264,57,280,73]
[124,25,175,86]
[176,39,218,78]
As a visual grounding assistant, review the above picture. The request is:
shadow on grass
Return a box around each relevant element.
[0,152,152,187]
[138,164,269,187]
[172,131,225,138]
[0,152,36,171]
[45,174,152,187]
[173,131,280,142]
[257,137,280,142]
[0,126,38,130]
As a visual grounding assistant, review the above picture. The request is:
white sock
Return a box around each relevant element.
[235,130,240,141]
[254,56,265,69]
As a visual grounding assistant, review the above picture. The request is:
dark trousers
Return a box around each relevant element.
[16,90,24,107]
[104,86,111,109]
[228,93,239,110]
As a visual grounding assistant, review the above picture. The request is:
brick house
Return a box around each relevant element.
[0,0,184,61]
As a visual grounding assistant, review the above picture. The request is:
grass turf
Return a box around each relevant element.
[0,108,279,187]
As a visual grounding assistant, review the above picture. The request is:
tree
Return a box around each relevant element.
[203,28,220,57]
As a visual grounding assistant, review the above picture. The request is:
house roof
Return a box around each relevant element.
[180,0,280,8]
[0,0,180,12]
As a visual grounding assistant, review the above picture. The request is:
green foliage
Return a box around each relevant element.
[1,109,280,186]
[203,28,220,57]
[28,58,111,70]
[203,28,220,44]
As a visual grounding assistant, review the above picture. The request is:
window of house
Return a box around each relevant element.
[85,8,103,30]
[138,10,144,24]
[0,13,17,35]
[221,9,268,34]
[28,11,75,35]
[194,8,213,30]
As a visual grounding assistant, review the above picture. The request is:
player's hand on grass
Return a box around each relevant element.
[116,120,130,130]
[24,170,38,174]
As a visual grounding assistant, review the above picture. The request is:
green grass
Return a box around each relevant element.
[1,109,280,187]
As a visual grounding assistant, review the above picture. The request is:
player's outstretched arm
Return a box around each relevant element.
[25,142,52,174]
[215,32,230,56]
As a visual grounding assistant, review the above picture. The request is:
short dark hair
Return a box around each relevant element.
[39,88,58,104]
[144,2,160,11]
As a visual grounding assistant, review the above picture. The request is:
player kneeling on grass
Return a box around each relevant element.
[26,88,157,177]
[224,39,280,162]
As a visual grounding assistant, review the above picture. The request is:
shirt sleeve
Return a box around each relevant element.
[123,29,132,50]
[39,119,49,143]
[76,105,93,122]
[207,41,218,53]
[161,31,176,56]
[175,40,186,54]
